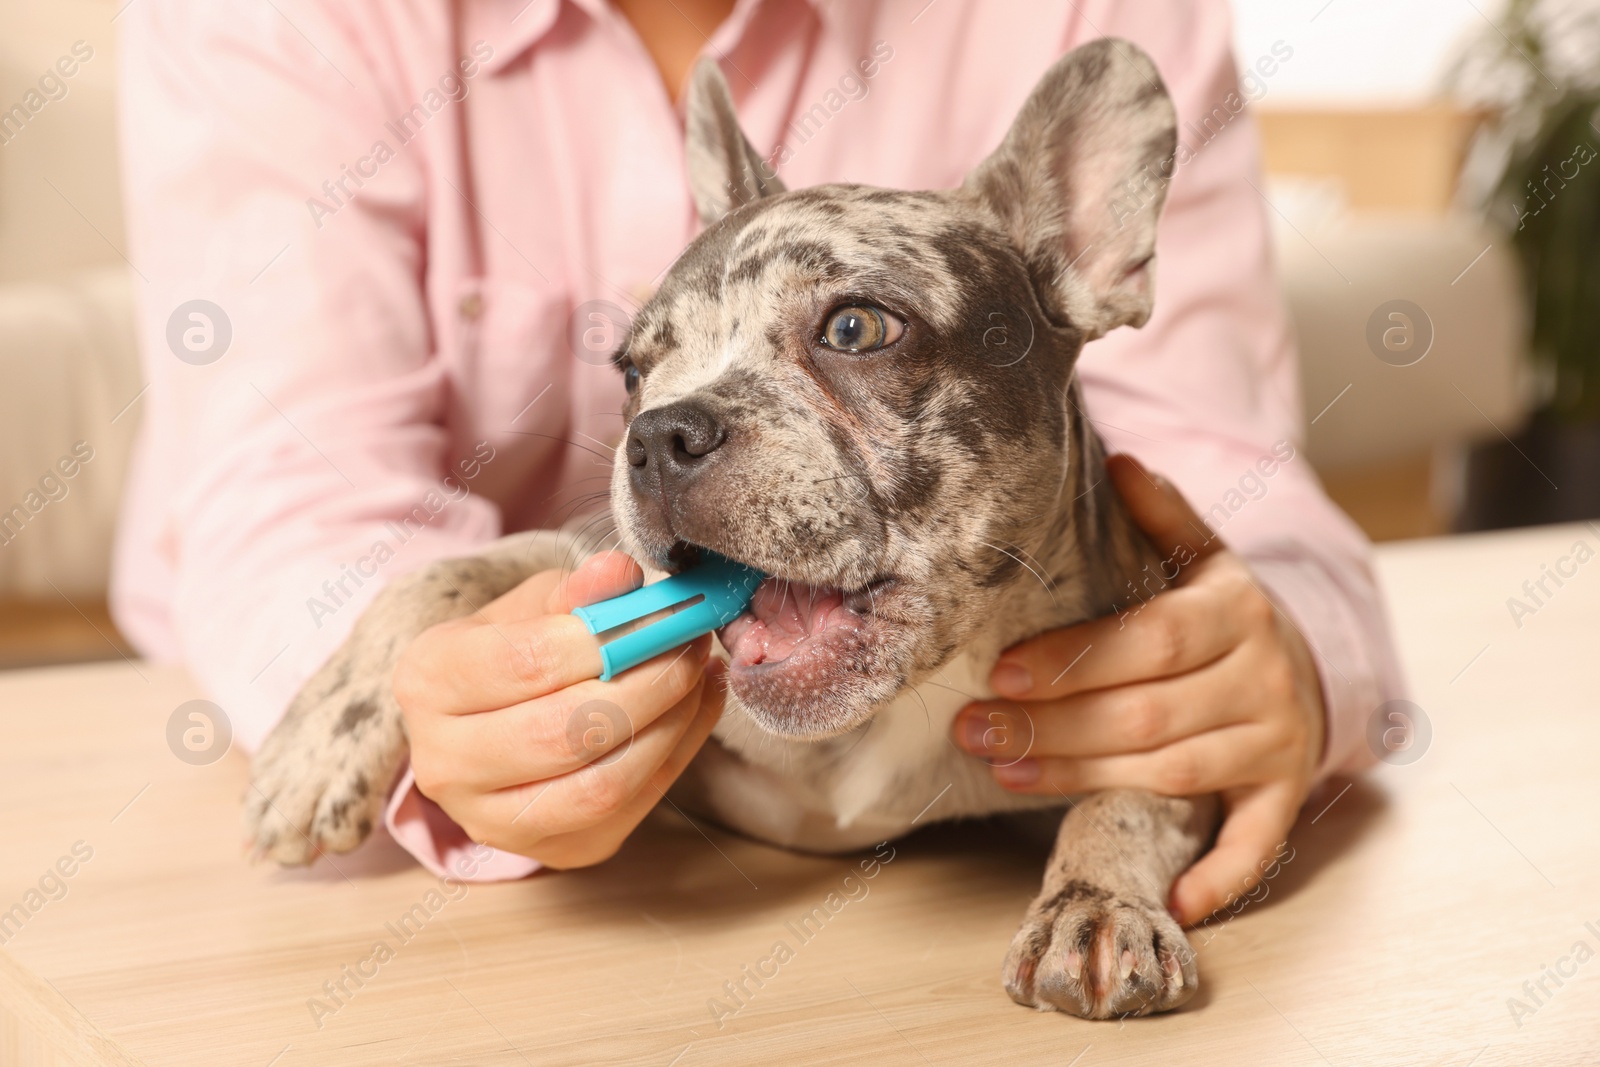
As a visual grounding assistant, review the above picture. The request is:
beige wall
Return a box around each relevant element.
[0,0,124,285]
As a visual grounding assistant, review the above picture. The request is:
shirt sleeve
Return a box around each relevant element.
[1078,1,1409,779]
[115,0,530,877]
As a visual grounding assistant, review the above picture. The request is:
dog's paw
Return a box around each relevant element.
[243,648,406,866]
[239,535,590,866]
[1002,879,1197,1019]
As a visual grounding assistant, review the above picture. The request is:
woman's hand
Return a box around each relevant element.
[953,454,1327,925]
[393,551,723,869]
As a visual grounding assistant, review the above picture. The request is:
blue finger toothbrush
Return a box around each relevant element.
[571,552,765,681]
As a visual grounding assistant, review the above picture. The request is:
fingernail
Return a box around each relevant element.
[992,758,1039,787]
[960,716,991,753]
[992,663,1032,697]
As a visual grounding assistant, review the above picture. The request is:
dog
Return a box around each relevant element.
[244,38,1221,1020]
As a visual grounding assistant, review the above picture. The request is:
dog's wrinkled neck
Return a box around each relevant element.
[965,374,1165,664]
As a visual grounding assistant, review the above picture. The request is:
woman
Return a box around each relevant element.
[113,0,1404,922]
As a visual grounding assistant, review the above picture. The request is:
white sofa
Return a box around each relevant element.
[1271,201,1528,472]
[0,0,138,600]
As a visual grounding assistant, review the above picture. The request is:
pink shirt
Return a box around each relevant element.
[114,0,1407,882]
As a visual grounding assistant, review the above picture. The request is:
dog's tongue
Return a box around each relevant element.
[718,578,861,667]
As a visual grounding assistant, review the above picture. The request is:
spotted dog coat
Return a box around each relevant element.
[245,39,1221,1019]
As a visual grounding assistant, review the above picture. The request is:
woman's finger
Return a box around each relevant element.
[1167,781,1301,926]
[988,723,1287,797]
[1104,453,1225,565]
[529,663,727,869]
[418,635,712,790]
[957,646,1256,761]
[395,552,645,715]
[539,550,645,615]
[989,578,1247,701]
[437,549,643,626]
[398,612,606,715]
[458,671,710,843]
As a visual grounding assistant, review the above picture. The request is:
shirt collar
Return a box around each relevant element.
[475,0,828,77]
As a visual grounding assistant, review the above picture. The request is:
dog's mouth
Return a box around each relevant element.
[665,540,903,735]
[717,575,894,670]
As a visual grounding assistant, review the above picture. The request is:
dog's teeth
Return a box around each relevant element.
[1120,949,1136,980]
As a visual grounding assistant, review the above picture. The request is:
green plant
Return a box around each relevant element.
[1449,0,1600,421]
[1499,94,1600,420]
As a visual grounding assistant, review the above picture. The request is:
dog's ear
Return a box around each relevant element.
[964,38,1177,339]
[685,58,786,226]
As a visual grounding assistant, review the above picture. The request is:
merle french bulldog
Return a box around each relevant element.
[245,38,1221,1019]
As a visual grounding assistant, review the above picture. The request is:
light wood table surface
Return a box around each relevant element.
[3,523,1598,1066]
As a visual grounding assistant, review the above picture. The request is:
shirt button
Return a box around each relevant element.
[459,293,484,320]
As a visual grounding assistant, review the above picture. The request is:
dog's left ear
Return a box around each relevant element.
[964,38,1177,340]
[684,58,787,226]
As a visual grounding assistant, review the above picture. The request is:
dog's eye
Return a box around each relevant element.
[622,363,640,394]
[820,306,903,352]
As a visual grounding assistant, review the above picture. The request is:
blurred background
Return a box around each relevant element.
[0,0,1595,668]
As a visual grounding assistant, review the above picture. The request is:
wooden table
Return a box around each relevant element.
[3,523,1598,1066]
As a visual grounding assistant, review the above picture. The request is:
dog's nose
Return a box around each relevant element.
[627,403,727,485]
